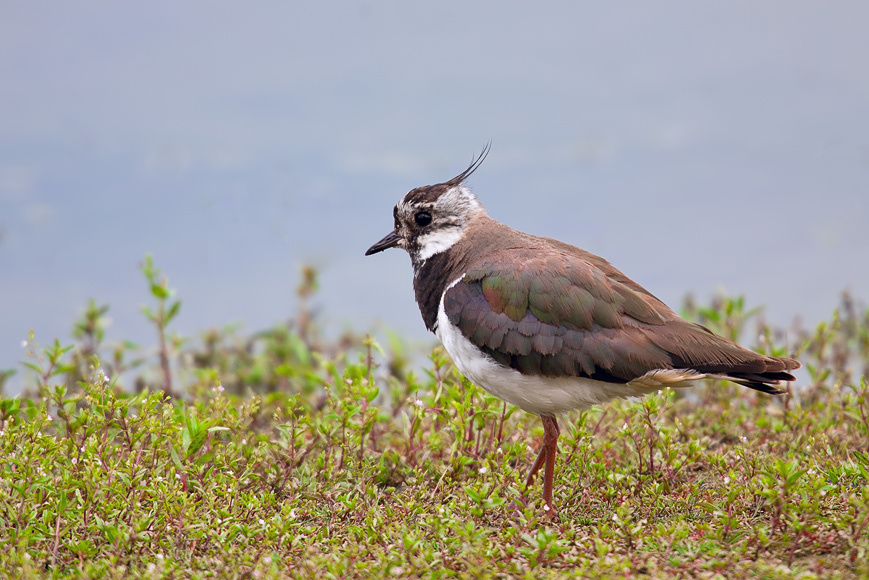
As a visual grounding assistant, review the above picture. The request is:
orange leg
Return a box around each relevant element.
[525,444,548,488]
[523,415,561,513]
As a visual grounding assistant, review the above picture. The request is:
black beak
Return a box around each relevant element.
[365,230,401,256]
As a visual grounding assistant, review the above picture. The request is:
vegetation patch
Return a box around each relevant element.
[1,258,867,579]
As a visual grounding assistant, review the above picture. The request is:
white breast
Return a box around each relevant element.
[434,277,680,416]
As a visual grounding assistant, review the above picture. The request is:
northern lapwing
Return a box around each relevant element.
[365,146,799,514]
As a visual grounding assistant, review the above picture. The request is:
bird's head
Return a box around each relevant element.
[365,145,490,264]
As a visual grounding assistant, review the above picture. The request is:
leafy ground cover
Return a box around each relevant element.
[1,259,867,579]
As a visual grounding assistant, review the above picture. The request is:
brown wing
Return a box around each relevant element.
[443,249,799,393]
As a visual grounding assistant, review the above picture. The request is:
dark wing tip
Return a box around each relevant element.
[724,367,798,395]
[730,379,789,395]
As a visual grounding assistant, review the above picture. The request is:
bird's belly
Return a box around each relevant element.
[435,297,655,416]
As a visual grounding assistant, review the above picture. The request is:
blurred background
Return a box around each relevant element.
[1,1,868,392]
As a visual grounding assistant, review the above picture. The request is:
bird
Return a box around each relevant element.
[365,145,799,515]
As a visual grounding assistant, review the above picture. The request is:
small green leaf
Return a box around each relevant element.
[186,429,208,458]
[151,283,170,300]
[168,443,183,471]
[0,398,20,417]
[140,305,155,322]
[165,301,181,324]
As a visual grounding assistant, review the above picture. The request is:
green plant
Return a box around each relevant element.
[140,254,182,396]
[0,270,867,578]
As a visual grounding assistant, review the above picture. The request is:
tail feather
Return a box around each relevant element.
[729,370,798,383]
[693,357,800,396]
[722,372,794,395]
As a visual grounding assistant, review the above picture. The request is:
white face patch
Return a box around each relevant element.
[416,227,464,260]
[432,186,482,215]
[398,185,485,262]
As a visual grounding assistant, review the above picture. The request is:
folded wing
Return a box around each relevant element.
[443,250,799,393]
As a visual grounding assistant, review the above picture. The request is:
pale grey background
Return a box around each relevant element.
[2,1,868,391]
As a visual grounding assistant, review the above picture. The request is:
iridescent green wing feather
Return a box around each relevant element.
[444,250,797,387]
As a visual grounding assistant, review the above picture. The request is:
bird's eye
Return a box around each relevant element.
[414,211,432,227]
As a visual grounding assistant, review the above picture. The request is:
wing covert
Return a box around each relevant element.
[442,250,796,386]
[443,252,674,383]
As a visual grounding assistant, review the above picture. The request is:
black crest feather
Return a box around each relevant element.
[445,142,491,187]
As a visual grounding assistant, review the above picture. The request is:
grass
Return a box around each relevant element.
[0,257,868,579]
